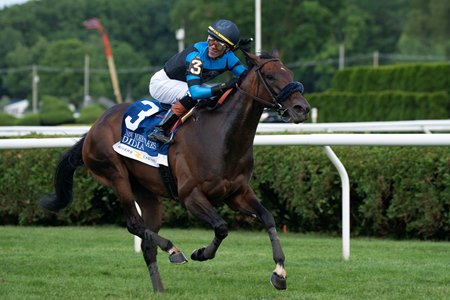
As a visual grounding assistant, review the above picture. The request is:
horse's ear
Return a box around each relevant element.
[271,48,280,58]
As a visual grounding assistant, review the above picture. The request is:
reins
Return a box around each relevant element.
[236,58,304,115]
[236,58,282,109]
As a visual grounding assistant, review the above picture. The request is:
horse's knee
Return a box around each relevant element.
[214,222,228,240]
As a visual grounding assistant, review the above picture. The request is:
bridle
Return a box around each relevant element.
[236,58,304,115]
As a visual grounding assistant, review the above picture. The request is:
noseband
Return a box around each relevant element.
[236,58,304,113]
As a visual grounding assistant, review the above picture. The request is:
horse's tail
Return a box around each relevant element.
[40,135,86,213]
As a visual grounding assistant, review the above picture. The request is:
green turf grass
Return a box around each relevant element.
[0,226,449,299]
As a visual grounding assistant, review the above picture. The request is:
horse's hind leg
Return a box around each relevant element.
[228,187,287,290]
[111,180,185,292]
[132,185,165,292]
[184,188,228,261]
[134,183,188,264]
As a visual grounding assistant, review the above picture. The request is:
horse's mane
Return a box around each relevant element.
[196,53,276,110]
[246,52,277,69]
[239,52,277,83]
[259,52,278,60]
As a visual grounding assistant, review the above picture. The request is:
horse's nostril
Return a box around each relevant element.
[294,105,309,115]
[281,110,290,122]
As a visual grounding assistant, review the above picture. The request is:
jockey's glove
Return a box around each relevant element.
[221,77,239,92]
[211,77,239,96]
[236,38,253,53]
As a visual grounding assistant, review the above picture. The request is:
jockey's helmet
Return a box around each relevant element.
[208,20,240,49]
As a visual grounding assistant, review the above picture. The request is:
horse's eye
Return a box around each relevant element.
[265,74,275,80]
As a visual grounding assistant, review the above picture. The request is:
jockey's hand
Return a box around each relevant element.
[220,77,239,92]
[211,77,239,96]
[237,38,253,53]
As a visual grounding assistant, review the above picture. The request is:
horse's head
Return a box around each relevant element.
[240,52,310,123]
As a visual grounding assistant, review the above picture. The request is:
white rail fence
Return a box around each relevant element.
[1,134,449,149]
[256,119,450,134]
[1,119,450,137]
[1,129,449,261]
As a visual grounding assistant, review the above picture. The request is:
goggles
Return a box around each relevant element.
[207,35,227,50]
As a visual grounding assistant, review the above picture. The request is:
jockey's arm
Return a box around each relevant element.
[186,56,247,100]
[186,74,215,99]
[187,74,240,100]
[231,63,247,77]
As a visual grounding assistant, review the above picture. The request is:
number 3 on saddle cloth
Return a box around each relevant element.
[113,99,177,168]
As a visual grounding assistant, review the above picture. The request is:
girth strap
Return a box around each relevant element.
[158,165,179,201]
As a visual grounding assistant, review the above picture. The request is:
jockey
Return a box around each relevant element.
[148,19,248,144]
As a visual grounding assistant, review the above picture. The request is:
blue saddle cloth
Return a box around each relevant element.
[112,99,170,167]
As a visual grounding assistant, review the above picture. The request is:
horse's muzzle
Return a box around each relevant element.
[284,104,310,123]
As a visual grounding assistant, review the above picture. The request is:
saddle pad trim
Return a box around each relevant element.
[113,141,168,167]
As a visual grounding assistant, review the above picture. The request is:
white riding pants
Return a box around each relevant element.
[149,69,189,104]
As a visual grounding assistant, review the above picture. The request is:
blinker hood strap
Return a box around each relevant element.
[276,81,304,103]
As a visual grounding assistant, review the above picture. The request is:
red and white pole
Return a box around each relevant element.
[84,18,123,104]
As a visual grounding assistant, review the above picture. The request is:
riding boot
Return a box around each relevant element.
[148,95,196,144]
[148,109,179,144]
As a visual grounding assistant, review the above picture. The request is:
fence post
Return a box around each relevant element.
[373,51,379,67]
[32,64,39,113]
[324,146,350,261]
[311,107,318,123]
[339,44,345,70]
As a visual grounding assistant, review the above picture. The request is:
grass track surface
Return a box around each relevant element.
[1,226,449,299]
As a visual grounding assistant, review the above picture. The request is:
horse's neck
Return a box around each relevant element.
[220,90,264,148]
[176,89,262,176]
[181,85,264,162]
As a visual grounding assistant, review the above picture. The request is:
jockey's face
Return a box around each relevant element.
[207,35,228,58]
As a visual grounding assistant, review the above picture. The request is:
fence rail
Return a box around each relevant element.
[256,119,450,133]
[1,134,450,149]
[1,119,450,137]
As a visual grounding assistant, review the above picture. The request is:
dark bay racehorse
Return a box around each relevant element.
[41,52,310,293]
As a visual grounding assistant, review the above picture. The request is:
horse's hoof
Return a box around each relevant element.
[270,272,287,290]
[169,251,188,264]
[190,247,208,262]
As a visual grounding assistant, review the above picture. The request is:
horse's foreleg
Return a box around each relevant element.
[143,229,188,264]
[253,205,287,290]
[141,236,163,292]
[140,230,187,290]
[184,188,228,261]
[134,191,165,293]
[190,224,227,261]
[228,189,287,290]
